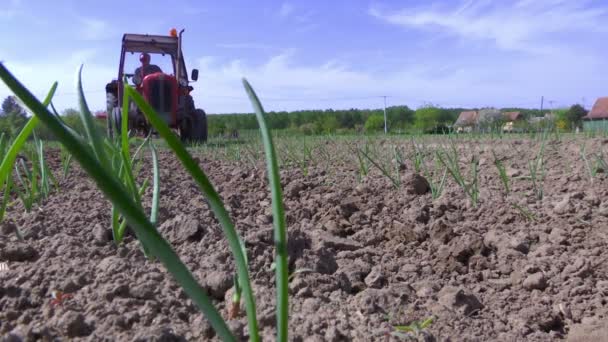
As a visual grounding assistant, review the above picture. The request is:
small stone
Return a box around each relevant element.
[429,220,454,245]
[92,224,111,245]
[338,198,359,218]
[364,266,386,289]
[523,272,547,291]
[204,271,233,300]
[553,196,574,215]
[325,326,347,342]
[130,284,154,300]
[3,332,23,342]
[561,258,591,279]
[404,173,431,195]
[509,233,532,254]
[506,167,521,178]
[567,318,608,342]
[437,286,483,316]
[312,231,362,251]
[0,244,38,262]
[548,228,568,245]
[58,311,92,337]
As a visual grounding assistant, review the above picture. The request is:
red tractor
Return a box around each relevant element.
[105,28,207,142]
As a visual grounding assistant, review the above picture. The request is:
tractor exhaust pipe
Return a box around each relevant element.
[176,29,185,83]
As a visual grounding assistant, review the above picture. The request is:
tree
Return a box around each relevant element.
[413,106,443,131]
[364,114,385,132]
[0,96,28,136]
[565,104,587,129]
[1,96,25,117]
[316,115,339,134]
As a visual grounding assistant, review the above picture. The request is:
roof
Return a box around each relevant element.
[503,111,521,121]
[584,97,608,120]
[454,111,478,126]
[122,33,178,55]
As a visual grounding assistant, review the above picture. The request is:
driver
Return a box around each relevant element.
[133,53,162,85]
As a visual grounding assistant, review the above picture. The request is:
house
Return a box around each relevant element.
[502,111,522,122]
[454,111,478,132]
[583,97,608,132]
[454,108,506,132]
[476,108,504,132]
[501,111,523,132]
[528,112,556,131]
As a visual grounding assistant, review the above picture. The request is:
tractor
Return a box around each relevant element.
[104,28,207,142]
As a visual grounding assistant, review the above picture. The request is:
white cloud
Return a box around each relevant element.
[276,2,317,32]
[185,47,601,114]
[76,17,116,41]
[370,0,608,54]
[216,43,276,50]
[0,0,20,18]
[279,3,294,18]
[0,51,115,114]
[2,47,602,116]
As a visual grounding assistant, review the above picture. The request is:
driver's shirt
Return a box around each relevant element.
[133,64,163,85]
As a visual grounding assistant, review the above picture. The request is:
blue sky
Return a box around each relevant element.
[1,0,607,114]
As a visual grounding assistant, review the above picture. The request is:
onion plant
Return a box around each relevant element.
[528,141,546,201]
[0,82,57,240]
[13,132,59,211]
[352,141,370,181]
[0,62,289,342]
[436,140,479,206]
[358,145,401,189]
[59,144,73,178]
[492,149,510,195]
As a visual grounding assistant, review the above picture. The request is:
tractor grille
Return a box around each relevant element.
[148,79,174,113]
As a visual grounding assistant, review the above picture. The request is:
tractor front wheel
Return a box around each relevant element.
[110,107,122,137]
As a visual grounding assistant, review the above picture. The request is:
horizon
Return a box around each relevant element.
[1,0,606,115]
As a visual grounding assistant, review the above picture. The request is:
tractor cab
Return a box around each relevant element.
[105,28,207,142]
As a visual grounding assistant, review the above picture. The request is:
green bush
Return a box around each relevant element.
[364,114,385,132]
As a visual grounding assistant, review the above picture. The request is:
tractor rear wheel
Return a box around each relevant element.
[191,109,208,143]
[181,109,207,144]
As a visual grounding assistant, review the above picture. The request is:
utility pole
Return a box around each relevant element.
[383,96,388,134]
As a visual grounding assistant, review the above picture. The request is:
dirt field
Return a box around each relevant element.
[1,134,608,341]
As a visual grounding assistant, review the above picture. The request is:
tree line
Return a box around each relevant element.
[0,95,587,139]
[206,105,552,136]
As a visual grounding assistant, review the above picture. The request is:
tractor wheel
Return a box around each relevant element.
[181,109,207,144]
[111,107,122,137]
[191,109,208,143]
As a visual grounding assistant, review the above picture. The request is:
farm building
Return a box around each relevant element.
[454,108,505,133]
[582,97,608,132]
[502,111,522,122]
[454,111,478,132]
[477,108,503,126]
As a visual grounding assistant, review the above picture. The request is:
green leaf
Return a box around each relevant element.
[242,78,289,342]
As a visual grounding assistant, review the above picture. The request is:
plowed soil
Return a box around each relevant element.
[1,136,607,341]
